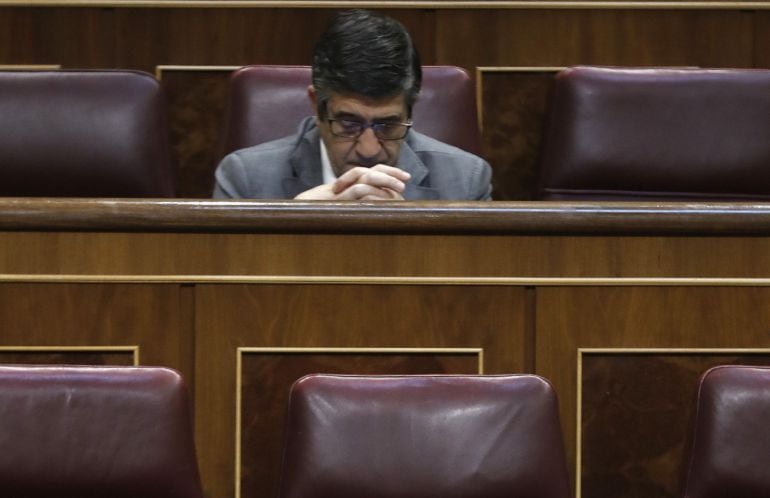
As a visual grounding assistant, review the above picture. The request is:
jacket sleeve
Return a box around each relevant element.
[472,157,494,201]
[212,152,251,199]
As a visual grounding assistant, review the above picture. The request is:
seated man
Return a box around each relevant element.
[213,9,493,201]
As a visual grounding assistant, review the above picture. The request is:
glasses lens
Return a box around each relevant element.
[328,119,410,140]
[374,123,409,140]
[330,119,364,138]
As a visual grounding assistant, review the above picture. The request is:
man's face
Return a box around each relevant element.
[312,89,409,177]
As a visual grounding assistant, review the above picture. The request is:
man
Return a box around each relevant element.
[213,9,492,201]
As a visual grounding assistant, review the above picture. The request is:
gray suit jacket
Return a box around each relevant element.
[213,117,492,200]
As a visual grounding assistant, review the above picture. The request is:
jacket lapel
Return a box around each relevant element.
[399,139,440,200]
[284,118,324,198]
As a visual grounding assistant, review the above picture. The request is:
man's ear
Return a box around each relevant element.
[307,85,318,122]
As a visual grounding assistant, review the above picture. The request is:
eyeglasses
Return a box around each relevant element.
[327,118,412,141]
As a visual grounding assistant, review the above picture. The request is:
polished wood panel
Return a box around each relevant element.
[159,67,233,197]
[0,282,194,376]
[1,200,770,279]
[0,8,434,73]
[435,9,753,68]
[0,349,136,365]
[3,230,770,278]
[479,68,559,199]
[581,351,770,498]
[755,11,770,69]
[536,286,770,496]
[0,7,115,68]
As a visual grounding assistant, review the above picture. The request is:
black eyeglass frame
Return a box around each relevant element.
[326,118,413,141]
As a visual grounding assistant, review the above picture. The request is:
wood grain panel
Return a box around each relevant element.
[754,11,770,69]
[160,67,232,198]
[580,351,770,498]
[0,349,136,366]
[2,229,770,278]
[195,283,527,498]
[0,282,193,377]
[480,68,558,200]
[239,349,480,498]
[113,9,322,72]
[0,7,115,67]
[536,286,770,497]
[435,9,753,68]
[110,8,435,72]
[0,8,436,69]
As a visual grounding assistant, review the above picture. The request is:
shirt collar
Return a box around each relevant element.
[320,139,337,184]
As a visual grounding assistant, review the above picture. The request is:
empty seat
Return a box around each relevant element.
[0,70,175,197]
[681,365,770,498]
[278,374,571,498]
[0,365,203,498]
[219,65,482,158]
[537,66,770,200]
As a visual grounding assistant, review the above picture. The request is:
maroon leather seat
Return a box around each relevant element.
[0,70,175,197]
[681,365,770,498]
[219,65,482,158]
[278,374,571,498]
[0,365,203,498]
[537,66,770,200]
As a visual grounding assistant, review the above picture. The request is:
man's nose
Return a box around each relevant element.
[355,127,383,159]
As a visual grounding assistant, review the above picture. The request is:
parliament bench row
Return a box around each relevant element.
[2,65,770,200]
[1,364,767,498]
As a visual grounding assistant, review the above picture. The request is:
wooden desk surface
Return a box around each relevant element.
[1,199,769,498]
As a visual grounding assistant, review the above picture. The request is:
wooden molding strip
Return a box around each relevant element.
[2,199,770,234]
[2,274,770,285]
[0,65,62,70]
[154,64,240,79]
[4,0,770,9]
[579,347,770,354]
[0,346,141,365]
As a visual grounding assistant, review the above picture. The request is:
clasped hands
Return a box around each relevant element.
[294,164,411,201]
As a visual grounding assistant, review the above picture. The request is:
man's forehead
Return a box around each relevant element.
[327,92,407,118]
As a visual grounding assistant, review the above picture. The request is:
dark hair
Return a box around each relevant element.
[312,9,422,118]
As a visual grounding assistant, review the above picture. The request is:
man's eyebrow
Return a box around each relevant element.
[372,114,405,123]
[329,111,362,120]
[330,111,404,122]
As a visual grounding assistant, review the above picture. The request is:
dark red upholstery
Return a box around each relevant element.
[0,70,175,197]
[279,374,571,498]
[537,66,770,200]
[0,365,203,498]
[681,365,770,498]
[219,65,481,158]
